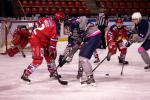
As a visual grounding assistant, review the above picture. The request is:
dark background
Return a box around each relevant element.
[0,0,15,17]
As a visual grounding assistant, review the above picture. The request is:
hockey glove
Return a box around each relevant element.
[58,55,67,67]
[125,40,132,47]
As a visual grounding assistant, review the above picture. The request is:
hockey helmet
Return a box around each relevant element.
[38,17,45,24]
[55,11,65,21]
[116,18,123,24]
[132,12,142,20]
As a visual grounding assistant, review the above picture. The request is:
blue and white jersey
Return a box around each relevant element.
[86,18,100,37]
[133,19,150,42]
[67,18,81,47]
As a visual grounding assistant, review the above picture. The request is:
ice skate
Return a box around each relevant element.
[81,75,96,87]
[49,71,61,79]
[144,65,150,71]
[118,56,128,65]
[21,70,31,84]
[86,75,96,87]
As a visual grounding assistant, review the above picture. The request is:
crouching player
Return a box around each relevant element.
[7,25,31,57]
[106,18,129,64]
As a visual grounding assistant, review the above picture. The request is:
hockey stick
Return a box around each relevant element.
[120,58,126,76]
[16,45,26,58]
[55,65,68,85]
[54,44,81,85]
[120,64,124,76]
[17,0,26,17]
[92,55,108,72]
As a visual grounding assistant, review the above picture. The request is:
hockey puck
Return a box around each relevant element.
[105,74,109,76]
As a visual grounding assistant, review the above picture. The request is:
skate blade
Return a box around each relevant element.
[90,83,97,87]
[81,80,88,87]
[81,83,96,87]
[21,79,31,85]
[81,81,96,87]
[81,83,88,87]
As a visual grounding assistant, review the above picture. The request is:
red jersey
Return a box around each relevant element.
[32,17,58,51]
[107,25,128,43]
[12,26,30,45]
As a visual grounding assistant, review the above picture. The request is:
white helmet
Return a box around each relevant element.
[131,12,142,20]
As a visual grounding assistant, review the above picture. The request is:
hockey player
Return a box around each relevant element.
[21,12,65,83]
[7,25,31,57]
[59,17,81,63]
[59,17,100,65]
[77,16,101,86]
[126,12,150,70]
[106,18,129,64]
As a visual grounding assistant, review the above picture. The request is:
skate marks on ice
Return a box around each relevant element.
[61,71,122,83]
[0,42,150,100]
[0,83,21,92]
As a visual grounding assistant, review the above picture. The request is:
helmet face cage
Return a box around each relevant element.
[116,18,123,28]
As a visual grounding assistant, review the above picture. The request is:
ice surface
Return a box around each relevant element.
[0,42,150,100]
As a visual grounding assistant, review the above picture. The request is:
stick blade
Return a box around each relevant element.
[121,72,123,76]
[58,79,68,85]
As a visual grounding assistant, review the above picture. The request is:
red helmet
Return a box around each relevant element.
[116,18,123,24]
[55,11,65,21]
[39,17,45,24]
